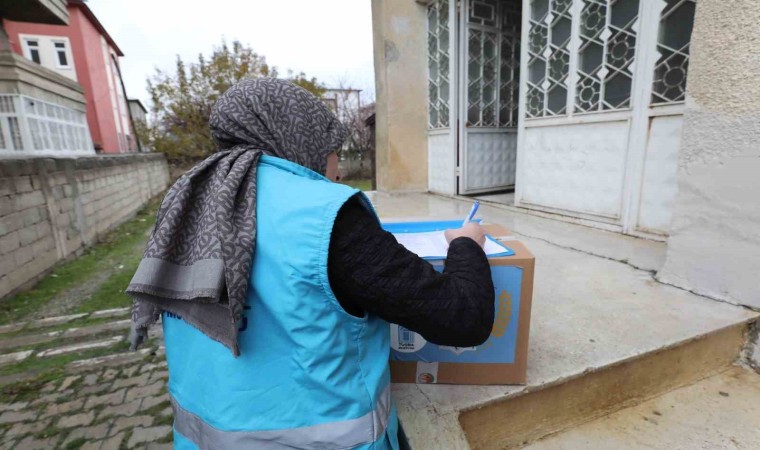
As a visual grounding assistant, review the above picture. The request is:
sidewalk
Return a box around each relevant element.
[0,309,169,450]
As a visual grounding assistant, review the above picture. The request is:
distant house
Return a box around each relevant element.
[128,99,147,126]
[322,88,361,123]
[4,0,135,154]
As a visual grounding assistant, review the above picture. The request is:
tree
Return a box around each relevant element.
[143,39,324,164]
[323,84,376,186]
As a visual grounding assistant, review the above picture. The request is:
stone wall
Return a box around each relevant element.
[658,0,760,310]
[0,154,169,298]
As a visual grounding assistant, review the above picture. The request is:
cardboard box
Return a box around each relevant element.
[388,223,534,385]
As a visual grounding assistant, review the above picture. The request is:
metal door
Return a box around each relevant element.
[426,0,459,196]
[459,0,522,194]
[514,0,696,237]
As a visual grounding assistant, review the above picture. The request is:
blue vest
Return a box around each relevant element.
[163,156,399,450]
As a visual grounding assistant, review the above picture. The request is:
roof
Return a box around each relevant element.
[68,0,124,56]
[128,98,148,114]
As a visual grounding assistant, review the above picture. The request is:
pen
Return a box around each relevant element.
[462,201,480,227]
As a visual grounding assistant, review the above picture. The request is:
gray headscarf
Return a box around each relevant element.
[126,78,347,356]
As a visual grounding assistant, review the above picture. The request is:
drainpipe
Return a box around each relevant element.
[111,53,143,152]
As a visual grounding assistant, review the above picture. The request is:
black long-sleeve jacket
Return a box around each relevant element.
[327,195,495,347]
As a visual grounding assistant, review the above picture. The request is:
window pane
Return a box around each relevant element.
[575,0,640,113]
[57,50,68,66]
[652,0,696,104]
[30,49,41,64]
[427,0,451,129]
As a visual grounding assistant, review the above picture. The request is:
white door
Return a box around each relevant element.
[515,0,696,237]
[459,0,522,194]
[427,0,522,196]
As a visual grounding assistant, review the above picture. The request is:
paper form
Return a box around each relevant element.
[392,231,512,259]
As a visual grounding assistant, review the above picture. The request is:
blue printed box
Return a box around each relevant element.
[384,222,534,385]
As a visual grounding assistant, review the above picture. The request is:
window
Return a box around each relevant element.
[525,0,640,117]
[527,0,573,117]
[575,0,640,112]
[24,39,41,64]
[466,0,521,127]
[427,0,451,129]
[651,0,696,104]
[54,41,70,68]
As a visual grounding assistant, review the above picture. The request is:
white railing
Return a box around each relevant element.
[0,94,94,156]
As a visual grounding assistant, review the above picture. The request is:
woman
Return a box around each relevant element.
[127,78,494,450]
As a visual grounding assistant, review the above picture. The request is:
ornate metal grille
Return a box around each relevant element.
[526,0,572,118]
[428,0,451,129]
[467,0,521,127]
[651,0,696,104]
[499,1,521,127]
[576,0,640,113]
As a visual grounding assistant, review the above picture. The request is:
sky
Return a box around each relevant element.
[87,0,377,108]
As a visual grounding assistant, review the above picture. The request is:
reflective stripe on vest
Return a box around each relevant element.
[172,385,392,450]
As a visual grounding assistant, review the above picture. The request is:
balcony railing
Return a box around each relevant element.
[0,94,93,156]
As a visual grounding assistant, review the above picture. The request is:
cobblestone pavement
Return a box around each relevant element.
[0,310,172,449]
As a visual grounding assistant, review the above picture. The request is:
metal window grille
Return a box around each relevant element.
[575,0,640,113]
[427,0,451,129]
[651,0,696,104]
[467,0,521,127]
[527,0,572,117]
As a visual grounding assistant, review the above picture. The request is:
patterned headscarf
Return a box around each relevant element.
[127,78,347,356]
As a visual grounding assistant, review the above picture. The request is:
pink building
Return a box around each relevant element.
[3,0,134,154]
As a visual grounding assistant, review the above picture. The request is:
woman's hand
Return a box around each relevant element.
[444,222,486,248]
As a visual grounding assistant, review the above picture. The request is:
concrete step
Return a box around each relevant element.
[526,366,760,449]
[373,195,760,450]
[392,237,758,449]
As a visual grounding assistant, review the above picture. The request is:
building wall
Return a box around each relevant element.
[3,5,133,154]
[128,101,147,125]
[372,0,428,192]
[658,0,760,310]
[0,154,169,299]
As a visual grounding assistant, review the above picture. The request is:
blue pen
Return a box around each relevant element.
[462,201,480,227]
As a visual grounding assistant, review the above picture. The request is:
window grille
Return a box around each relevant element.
[466,0,521,127]
[575,0,640,112]
[526,0,573,117]
[427,0,451,129]
[651,0,696,104]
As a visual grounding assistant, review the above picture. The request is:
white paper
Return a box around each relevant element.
[393,231,509,258]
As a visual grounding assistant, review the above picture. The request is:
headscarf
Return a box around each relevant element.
[126,78,347,355]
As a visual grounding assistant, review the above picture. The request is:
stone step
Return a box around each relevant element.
[0,307,130,336]
[66,347,154,373]
[0,320,131,352]
[525,366,760,449]
[391,237,759,450]
[36,336,125,358]
[0,350,33,367]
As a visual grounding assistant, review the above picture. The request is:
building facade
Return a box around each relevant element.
[128,98,147,125]
[4,0,134,154]
[372,0,760,309]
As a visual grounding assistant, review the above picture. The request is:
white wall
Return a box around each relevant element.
[18,33,77,81]
[658,0,760,310]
